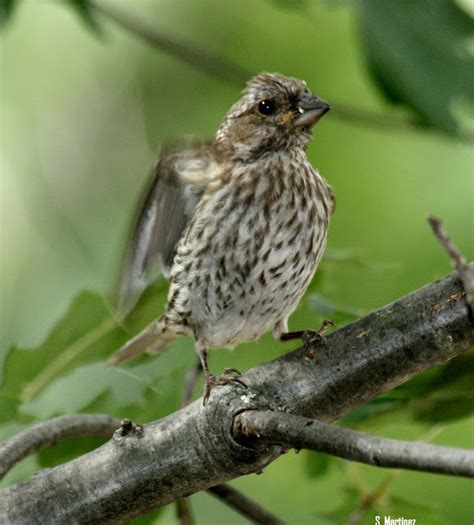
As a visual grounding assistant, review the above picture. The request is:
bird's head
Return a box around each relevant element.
[214,72,330,161]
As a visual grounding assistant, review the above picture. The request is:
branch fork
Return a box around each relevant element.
[1,215,473,522]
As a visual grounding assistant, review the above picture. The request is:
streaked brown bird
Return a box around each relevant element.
[110,72,334,403]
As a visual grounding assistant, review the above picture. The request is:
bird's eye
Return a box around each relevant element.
[258,99,277,116]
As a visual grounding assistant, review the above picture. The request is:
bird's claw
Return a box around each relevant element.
[223,367,243,378]
[279,319,336,356]
[203,368,247,406]
[301,319,336,347]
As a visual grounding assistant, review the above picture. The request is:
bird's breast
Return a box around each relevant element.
[169,156,332,348]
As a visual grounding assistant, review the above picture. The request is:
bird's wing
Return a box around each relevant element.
[117,145,213,318]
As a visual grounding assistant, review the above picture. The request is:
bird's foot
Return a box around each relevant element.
[203,368,247,405]
[280,319,336,349]
[302,319,336,347]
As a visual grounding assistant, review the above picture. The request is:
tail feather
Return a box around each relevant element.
[108,319,174,366]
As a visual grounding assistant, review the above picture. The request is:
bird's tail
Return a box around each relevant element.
[108,317,175,366]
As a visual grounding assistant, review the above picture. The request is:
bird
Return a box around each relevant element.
[110,72,335,403]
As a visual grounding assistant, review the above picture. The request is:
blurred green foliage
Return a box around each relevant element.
[65,0,104,33]
[1,0,473,524]
[0,0,18,27]
[359,0,474,134]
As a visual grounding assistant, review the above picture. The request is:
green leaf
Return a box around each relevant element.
[21,362,116,418]
[358,0,474,135]
[316,487,449,525]
[1,291,114,424]
[314,487,360,525]
[0,422,40,488]
[270,0,311,11]
[20,347,190,419]
[0,0,19,28]
[0,281,171,424]
[64,0,102,34]
[341,398,404,428]
[409,354,474,423]
[302,449,336,478]
[130,509,163,525]
[342,355,474,429]
[37,435,107,470]
[382,495,448,525]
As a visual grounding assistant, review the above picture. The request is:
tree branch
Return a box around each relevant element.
[89,0,474,144]
[0,269,472,523]
[0,413,282,525]
[428,215,474,315]
[90,0,249,85]
[177,358,282,525]
[346,471,397,525]
[0,414,120,481]
[243,266,473,421]
[235,411,474,478]
[208,484,285,525]
[176,498,194,525]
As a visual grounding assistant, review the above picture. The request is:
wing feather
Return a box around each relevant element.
[117,145,211,317]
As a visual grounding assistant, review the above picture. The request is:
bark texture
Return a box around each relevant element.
[0,269,473,524]
[236,411,474,477]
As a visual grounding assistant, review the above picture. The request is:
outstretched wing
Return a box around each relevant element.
[117,145,212,318]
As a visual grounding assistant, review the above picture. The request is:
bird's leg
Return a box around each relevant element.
[275,319,336,349]
[197,346,247,406]
[197,347,212,405]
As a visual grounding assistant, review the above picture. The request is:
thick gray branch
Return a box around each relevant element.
[0,414,120,481]
[0,415,280,525]
[235,411,474,478]
[0,269,473,524]
[243,265,473,421]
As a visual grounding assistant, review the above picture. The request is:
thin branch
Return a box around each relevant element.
[428,215,474,314]
[0,414,120,481]
[346,472,396,525]
[208,484,285,525]
[89,0,249,85]
[176,499,194,525]
[235,411,474,478]
[346,474,391,525]
[0,270,472,524]
[89,0,474,144]
[346,425,443,525]
[330,104,474,145]
[181,357,202,408]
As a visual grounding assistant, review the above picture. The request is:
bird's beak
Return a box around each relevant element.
[292,93,330,129]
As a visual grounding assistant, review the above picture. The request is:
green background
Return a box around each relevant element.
[1,1,473,524]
